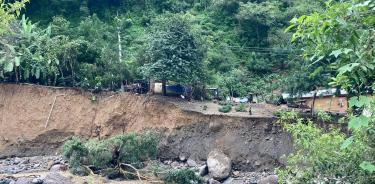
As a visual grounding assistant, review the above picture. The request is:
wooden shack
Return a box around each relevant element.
[283,89,348,114]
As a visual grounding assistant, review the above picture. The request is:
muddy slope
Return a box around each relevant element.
[0,84,292,171]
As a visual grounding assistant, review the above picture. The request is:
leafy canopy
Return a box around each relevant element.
[0,0,29,35]
[142,15,204,84]
[280,0,375,181]
[287,0,375,93]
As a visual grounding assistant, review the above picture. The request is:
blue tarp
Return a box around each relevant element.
[166,85,191,95]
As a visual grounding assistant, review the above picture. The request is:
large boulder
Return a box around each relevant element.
[44,173,73,184]
[207,150,232,180]
[49,164,68,172]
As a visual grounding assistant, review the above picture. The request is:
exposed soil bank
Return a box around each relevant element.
[0,84,292,171]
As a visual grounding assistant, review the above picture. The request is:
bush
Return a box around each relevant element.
[316,110,332,123]
[273,110,299,122]
[276,113,374,183]
[218,101,232,106]
[62,132,159,173]
[219,105,232,113]
[163,168,204,184]
[235,104,247,112]
[113,132,159,166]
[62,137,88,170]
[85,139,114,168]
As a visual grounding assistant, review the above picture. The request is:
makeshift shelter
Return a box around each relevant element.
[282,89,348,113]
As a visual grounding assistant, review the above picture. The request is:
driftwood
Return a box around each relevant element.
[118,163,164,183]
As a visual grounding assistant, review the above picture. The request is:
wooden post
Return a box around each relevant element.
[311,90,317,116]
[45,95,65,128]
[162,80,167,96]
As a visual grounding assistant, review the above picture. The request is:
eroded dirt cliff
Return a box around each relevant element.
[0,84,292,171]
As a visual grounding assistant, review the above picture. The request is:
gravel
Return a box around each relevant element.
[1,156,276,184]
[0,156,64,175]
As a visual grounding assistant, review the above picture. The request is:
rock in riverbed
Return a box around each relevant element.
[44,172,73,184]
[31,177,44,184]
[50,164,68,172]
[187,158,197,167]
[199,164,208,176]
[207,150,232,181]
[258,175,278,184]
[208,178,221,184]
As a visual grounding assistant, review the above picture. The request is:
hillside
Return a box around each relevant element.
[0,0,324,100]
[1,0,375,183]
[0,83,292,171]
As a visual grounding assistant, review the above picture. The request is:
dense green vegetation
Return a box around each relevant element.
[63,132,159,174]
[163,168,204,184]
[276,110,374,183]
[2,0,375,183]
[277,1,375,183]
[62,133,204,183]
[1,0,325,98]
[0,0,29,35]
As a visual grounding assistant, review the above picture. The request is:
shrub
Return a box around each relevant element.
[113,132,159,166]
[219,105,232,113]
[235,104,247,112]
[61,132,159,174]
[85,139,114,168]
[163,168,204,184]
[274,110,299,123]
[62,137,88,170]
[316,110,332,123]
[276,113,374,183]
[218,101,232,106]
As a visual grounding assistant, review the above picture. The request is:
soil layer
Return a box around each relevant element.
[0,84,292,171]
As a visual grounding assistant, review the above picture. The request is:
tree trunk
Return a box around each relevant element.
[116,11,123,90]
[256,23,260,47]
[162,80,167,96]
[14,66,19,83]
[118,27,122,63]
[311,91,317,116]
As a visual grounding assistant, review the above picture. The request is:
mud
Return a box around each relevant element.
[0,83,292,171]
[159,114,292,171]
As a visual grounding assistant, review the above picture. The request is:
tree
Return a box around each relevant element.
[284,0,375,113]
[284,64,331,114]
[142,16,204,95]
[0,0,29,35]
[236,1,281,47]
[286,0,375,94]
[279,0,375,182]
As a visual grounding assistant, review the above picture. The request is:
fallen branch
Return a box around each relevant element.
[118,163,164,183]
[119,163,142,181]
[82,165,95,175]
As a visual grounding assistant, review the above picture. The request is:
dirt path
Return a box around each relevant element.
[166,97,287,117]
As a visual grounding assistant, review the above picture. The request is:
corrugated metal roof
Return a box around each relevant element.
[282,88,348,99]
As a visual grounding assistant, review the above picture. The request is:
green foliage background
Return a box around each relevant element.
[0,0,327,98]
